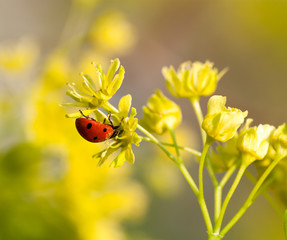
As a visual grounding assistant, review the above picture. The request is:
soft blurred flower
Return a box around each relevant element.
[209,137,240,172]
[141,90,182,135]
[25,54,148,240]
[90,11,136,55]
[0,37,39,74]
[94,95,142,167]
[162,61,226,100]
[202,95,248,142]
[255,145,287,207]
[271,123,287,157]
[74,0,99,9]
[254,124,287,207]
[65,58,125,116]
[237,124,275,166]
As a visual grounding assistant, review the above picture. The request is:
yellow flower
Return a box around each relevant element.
[237,124,275,165]
[65,58,125,116]
[209,136,240,172]
[202,95,248,142]
[209,119,254,172]
[94,95,142,167]
[0,37,39,74]
[162,61,226,99]
[141,90,182,135]
[90,11,136,55]
[271,123,287,157]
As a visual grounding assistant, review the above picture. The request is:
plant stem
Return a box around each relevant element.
[170,127,214,233]
[244,169,284,217]
[190,97,206,144]
[214,164,237,224]
[208,234,223,240]
[137,124,179,164]
[140,136,201,157]
[214,185,222,223]
[169,128,182,161]
[219,164,237,188]
[220,154,284,236]
[198,137,213,233]
[177,162,199,196]
[214,163,247,233]
[136,124,201,196]
[190,98,218,187]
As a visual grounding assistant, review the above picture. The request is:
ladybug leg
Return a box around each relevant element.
[112,117,124,130]
[111,129,123,138]
[106,112,115,128]
[79,110,96,120]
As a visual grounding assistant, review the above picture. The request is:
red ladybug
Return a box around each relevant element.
[75,110,119,143]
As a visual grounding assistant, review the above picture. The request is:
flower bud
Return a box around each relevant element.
[141,90,182,135]
[271,123,287,157]
[202,95,247,142]
[209,136,240,172]
[162,61,226,99]
[237,124,275,165]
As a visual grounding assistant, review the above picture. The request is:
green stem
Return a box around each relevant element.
[169,128,182,161]
[140,136,201,157]
[220,154,284,236]
[205,155,219,187]
[244,170,284,217]
[137,125,200,196]
[208,234,223,240]
[177,162,199,196]
[198,137,213,233]
[137,124,179,164]
[219,164,237,188]
[169,127,222,232]
[214,164,237,223]
[190,98,218,187]
[214,163,247,233]
[190,97,206,144]
[214,186,222,223]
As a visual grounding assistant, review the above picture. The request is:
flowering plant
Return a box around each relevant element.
[64,58,287,240]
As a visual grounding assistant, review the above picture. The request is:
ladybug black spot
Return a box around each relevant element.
[86,123,92,129]
[103,128,107,132]
[93,136,98,140]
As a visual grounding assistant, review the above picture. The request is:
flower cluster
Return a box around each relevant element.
[62,57,287,238]
[64,59,140,167]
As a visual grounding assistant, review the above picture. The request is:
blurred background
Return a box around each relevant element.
[0,0,287,239]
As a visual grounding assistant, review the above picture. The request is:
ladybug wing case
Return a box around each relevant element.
[75,118,114,143]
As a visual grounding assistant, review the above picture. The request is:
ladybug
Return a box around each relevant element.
[75,110,120,143]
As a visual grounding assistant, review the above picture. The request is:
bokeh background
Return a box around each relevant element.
[0,0,287,239]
